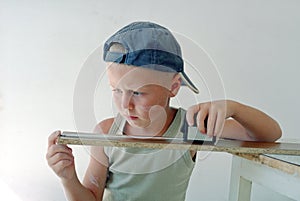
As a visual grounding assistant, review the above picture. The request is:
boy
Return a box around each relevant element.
[46,21,282,201]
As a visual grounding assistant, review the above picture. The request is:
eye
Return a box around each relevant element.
[112,88,122,94]
[132,91,143,96]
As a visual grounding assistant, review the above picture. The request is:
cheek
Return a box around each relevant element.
[136,95,168,112]
[150,93,169,107]
[133,98,151,111]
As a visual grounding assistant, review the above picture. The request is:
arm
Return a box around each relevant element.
[46,118,114,201]
[46,131,98,201]
[223,100,282,141]
[81,146,108,200]
[81,118,114,200]
[186,100,282,142]
[60,147,108,201]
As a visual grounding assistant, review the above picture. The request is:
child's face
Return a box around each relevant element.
[107,63,178,129]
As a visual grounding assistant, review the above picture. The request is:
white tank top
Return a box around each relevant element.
[103,108,195,201]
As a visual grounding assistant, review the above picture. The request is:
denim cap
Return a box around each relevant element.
[103,21,199,94]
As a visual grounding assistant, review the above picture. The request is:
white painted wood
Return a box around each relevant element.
[230,155,300,201]
[229,155,242,201]
[238,177,252,201]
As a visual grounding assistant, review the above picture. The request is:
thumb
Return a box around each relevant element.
[48,130,61,149]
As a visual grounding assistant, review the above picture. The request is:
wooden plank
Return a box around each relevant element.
[57,131,300,155]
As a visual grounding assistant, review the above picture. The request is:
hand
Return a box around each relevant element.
[46,131,76,181]
[186,100,230,137]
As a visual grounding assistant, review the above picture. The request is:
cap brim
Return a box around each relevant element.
[179,72,199,94]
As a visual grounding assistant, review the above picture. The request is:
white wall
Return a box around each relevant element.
[1,0,299,200]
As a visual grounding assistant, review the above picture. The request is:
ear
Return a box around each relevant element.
[169,73,181,97]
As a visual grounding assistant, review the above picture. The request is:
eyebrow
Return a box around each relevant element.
[108,83,154,92]
[108,81,117,89]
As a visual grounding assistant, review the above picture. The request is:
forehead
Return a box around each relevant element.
[106,63,174,90]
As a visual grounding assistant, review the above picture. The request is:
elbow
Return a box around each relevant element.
[252,122,282,142]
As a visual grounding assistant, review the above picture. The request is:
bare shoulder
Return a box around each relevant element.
[94,117,115,134]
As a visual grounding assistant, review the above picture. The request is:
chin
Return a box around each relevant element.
[127,120,149,129]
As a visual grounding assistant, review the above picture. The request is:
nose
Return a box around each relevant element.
[121,92,133,110]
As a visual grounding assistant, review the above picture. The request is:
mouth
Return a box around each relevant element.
[123,114,139,121]
[128,115,139,120]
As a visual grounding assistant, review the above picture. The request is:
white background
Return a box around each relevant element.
[0,0,299,200]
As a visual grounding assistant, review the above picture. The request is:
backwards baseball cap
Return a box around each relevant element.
[103,21,199,94]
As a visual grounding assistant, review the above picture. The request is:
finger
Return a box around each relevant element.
[47,145,74,167]
[47,144,72,160]
[48,152,74,167]
[51,159,74,175]
[186,105,200,126]
[214,111,225,137]
[207,110,217,137]
[48,130,61,149]
[196,109,208,134]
